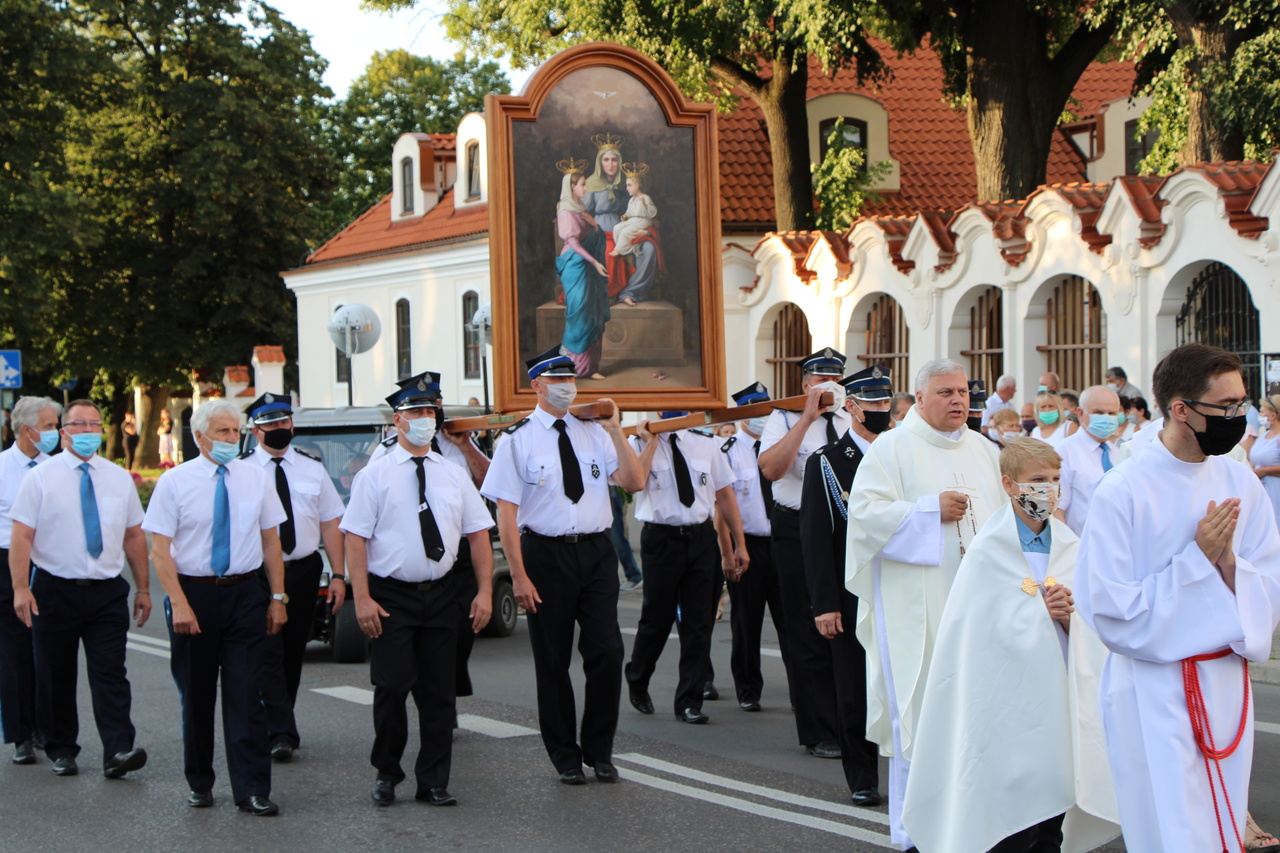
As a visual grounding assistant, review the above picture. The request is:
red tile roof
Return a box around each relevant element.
[1069,61,1137,120]
[224,366,250,383]
[428,133,457,153]
[253,345,286,364]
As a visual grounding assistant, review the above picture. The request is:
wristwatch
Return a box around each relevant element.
[331,575,346,583]
[271,593,290,604]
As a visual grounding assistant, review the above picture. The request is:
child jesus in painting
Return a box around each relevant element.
[609,163,656,259]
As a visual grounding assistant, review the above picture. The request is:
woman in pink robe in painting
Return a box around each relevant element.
[556,170,610,379]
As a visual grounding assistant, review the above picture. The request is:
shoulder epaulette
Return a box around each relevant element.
[237,446,255,460]
[380,435,396,447]
[690,427,714,438]
[295,448,321,462]
[720,435,737,453]
[503,417,530,435]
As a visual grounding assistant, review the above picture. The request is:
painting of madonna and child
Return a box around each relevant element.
[508,64,705,390]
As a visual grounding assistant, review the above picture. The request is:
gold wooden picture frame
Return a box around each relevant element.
[485,42,727,413]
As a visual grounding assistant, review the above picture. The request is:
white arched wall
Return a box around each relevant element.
[946,283,1003,381]
[1021,270,1110,394]
[754,299,815,394]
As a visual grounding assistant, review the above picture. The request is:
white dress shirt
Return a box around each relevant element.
[721,432,771,537]
[480,405,620,535]
[340,446,493,582]
[10,452,143,579]
[143,456,286,576]
[242,446,345,561]
[630,430,734,526]
[981,394,1015,427]
[1057,429,1118,535]
[759,407,852,509]
[369,432,481,470]
[0,444,49,549]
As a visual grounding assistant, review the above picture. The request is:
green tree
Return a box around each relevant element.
[811,119,891,230]
[320,50,509,236]
[871,0,1121,203]
[365,0,887,231]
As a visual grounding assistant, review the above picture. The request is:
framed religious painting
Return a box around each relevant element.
[486,41,727,413]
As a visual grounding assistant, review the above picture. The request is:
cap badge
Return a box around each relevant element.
[871,367,882,380]
[822,347,834,359]
[417,378,427,391]
[264,393,274,403]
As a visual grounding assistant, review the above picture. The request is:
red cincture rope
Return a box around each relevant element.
[1183,649,1250,853]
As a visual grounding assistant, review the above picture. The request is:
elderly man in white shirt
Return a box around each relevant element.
[1055,385,1123,535]
[9,399,150,780]
[981,374,1017,434]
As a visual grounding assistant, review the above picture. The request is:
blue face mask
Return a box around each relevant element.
[36,430,59,454]
[70,432,101,458]
[208,439,239,465]
[1037,385,1048,393]
[1086,413,1120,440]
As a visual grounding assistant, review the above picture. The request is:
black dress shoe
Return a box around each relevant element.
[851,788,882,807]
[371,779,396,806]
[12,739,35,765]
[270,741,295,763]
[51,756,78,776]
[628,690,654,715]
[676,707,709,724]
[558,768,586,785]
[187,790,214,808]
[237,795,279,816]
[103,747,147,779]
[416,787,457,806]
[739,700,761,712]
[592,762,618,783]
[702,681,719,701]
[805,741,842,759]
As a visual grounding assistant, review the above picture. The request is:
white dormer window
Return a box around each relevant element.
[400,158,414,214]
[466,142,481,199]
[807,95,901,192]
[391,134,438,221]
[454,113,487,209]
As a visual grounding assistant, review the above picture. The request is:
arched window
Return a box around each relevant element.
[462,291,481,379]
[466,142,481,200]
[400,158,414,214]
[818,116,869,167]
[769,303,811,398]
[334,303,350,382]
[395,298,412,380]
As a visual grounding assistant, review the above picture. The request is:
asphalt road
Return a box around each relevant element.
[1,584,1278,852]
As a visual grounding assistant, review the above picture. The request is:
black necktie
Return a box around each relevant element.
[754,440,773,520]
[553,419,584,503]
[271,457,296,555]
[822,411,839,446]
[669,434,695,507]
[411,456,446,562]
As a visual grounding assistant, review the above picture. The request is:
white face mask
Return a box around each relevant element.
[402,416,436,447]
[745,416,769,436]
[815,380,846,411]
[1001,431,1023,445]
[544,381,578,409]
[1015,482,1060,521]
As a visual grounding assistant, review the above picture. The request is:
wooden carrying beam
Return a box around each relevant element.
[443,401,616,433]
[620,391,832,437]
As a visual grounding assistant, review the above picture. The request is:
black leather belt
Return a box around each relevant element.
[180,569,260,586]
[373,574,446,591]
[772,503,799,515]
[521,528,609,544]
[644,520,713,536]
[35,567,115,586]
[284,552,318,567]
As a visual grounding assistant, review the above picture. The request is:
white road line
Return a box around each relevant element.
[311,686,374,705]
[127,632,170,648]
[614,753,887,825]
[619,627,781,658]
[1257,721,1280,736]
[621,767,894,846]
[456,714,538,739]
[126,642,170,659]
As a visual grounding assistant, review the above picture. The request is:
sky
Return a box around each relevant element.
[264,0,530,99]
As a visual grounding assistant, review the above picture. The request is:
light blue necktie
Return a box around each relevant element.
[79,463,103,559]
[1100,442,1113,472]
[212,465,230,577]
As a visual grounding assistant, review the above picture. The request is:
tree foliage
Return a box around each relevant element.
[811,119,891,231]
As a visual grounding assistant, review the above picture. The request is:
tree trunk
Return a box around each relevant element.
[136,384,170,469]
[101,386,131,464]
[1162,2,1247,164]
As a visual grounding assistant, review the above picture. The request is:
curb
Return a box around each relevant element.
[1255,659,1280,687]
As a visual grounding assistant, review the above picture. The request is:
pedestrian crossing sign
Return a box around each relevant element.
[0,351,20,389]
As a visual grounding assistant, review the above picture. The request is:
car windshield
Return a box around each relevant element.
[243,424,386,503]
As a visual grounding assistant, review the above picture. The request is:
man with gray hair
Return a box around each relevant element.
[981,374,1017,434]
[144,398,288,815]
[846,358,1004,849]
[1055,384,1123,536]
[0,396,61,764]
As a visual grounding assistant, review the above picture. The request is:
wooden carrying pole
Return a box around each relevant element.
[442,400,616,434]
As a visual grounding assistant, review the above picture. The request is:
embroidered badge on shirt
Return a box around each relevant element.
[844,445,856,458]
[591,463,600,479]
[699,472,707,485]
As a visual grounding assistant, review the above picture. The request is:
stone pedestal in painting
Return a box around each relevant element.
[536,299,686,368]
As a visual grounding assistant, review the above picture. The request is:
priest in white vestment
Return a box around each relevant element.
[1078,344,1280,853]
[846,359,1004,849]
[902,438,1119,853]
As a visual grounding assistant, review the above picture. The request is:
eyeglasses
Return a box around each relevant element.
[63,420,103,430]
[1179,399,1252,419]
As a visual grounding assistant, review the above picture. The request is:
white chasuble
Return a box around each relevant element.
[901,504,1120,853]
[1077,436,1280,853]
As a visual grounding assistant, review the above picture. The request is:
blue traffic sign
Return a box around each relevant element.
[0,351,20,389]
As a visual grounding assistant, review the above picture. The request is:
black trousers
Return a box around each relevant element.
[30,570,135,763]
[260,551,323,749]
[989,813,1066,853]
[452,538,478,697]
[725,533,795,705]
[626,521,717,715]
[367,571,459,791]
[521,531,623,773]
[771,506,840,747]
[167,572,270,803]
[831,589,879,792]
[679,558,724,687]
[0,549,36,745]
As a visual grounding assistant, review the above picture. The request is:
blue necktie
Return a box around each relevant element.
[1100,442,1113,472]
[212,465,230,576]
[79,463,103,559]
[27,460,36,469]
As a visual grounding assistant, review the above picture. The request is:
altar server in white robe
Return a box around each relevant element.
[1078,343,1280,853]
[846,358,1004,850]
[902,438,1119,853]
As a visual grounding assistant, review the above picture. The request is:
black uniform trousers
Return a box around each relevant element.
[989,813,1066,853]
[771,505,840,747]
[167,571,270,803]
[831,588,879,792]
[725,533,795,705]
[367,571,459,791]
[626,521,717,715]
[30,569,135,763]
[260,550,323,750]
[520,531,623,774]
[452,537,478,697]
[0,549,36,745]
[677,554,724,688]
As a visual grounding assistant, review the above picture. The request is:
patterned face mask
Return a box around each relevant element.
[1015,482,1059,521]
